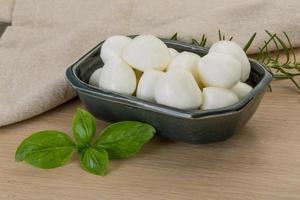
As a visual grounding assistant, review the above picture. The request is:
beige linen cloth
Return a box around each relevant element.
[0,0,300,127]
[0,0,14,23]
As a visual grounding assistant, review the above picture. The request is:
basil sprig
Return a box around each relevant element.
[15,131,75,169]
[95,121,155,159]
[72,108,96,147]
[15,108,155,175]
[80,147,109,176]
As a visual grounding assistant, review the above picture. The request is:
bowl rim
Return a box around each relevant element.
[65,37,273,119]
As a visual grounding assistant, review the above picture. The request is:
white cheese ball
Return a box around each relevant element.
[100,35,132,63]
[198,52,241,88]
[88,68,102,87]
[231,81,253,99]
[202,87,239,110]
[136,69,164,102]
[209,41,251,82]
[168,51,202,86]
[155,69,202,110]
[168,48,179,61]
[122,35,170,71]
[99,58,136,95]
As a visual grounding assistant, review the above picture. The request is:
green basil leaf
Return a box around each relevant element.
[94,121,155,159]
[15,130,75,169]
[72,108,96,145]
[80,147,108,176]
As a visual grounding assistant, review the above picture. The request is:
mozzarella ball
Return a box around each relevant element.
[88,68,102,87]
[122,35,170,71]
[168,48,179,60]
[136,69,164,102]
[155,69,202,110]
[198,52,241,88]
[209,41,251,82]
[168,51,202,86]
[100,35,132,63]
[99,58,136,95]
[202,87,239,110]
[231,81,253,99]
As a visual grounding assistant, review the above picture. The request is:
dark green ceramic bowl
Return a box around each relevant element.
[66,38,272,144]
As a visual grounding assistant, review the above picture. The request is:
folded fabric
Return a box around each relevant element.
[0,0,15,23]
[1,0,300,127]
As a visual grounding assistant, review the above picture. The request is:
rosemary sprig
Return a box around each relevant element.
[170,32,178,40]
[218,30,233,41]
[200,34,207,46]
[255,30,300,90]
[191,34,208,47]
[243,32,257,53]
[170,30,300,91]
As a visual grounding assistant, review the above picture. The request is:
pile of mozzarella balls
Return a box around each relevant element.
[89,34,253,110]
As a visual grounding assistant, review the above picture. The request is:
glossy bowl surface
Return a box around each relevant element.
[66,37,272,144]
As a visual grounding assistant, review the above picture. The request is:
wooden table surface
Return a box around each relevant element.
[1,64,300,199]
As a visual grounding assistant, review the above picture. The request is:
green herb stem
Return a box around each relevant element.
[171,30,300,91]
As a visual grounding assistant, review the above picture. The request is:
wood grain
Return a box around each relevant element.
[1,57,300,200]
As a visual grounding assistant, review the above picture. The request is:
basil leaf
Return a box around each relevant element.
[80,147,108,176]
[72,108,96,145]
[94,121,155,159]
[15,130,75,169]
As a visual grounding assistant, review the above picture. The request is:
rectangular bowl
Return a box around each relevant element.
[66,38,272,144]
